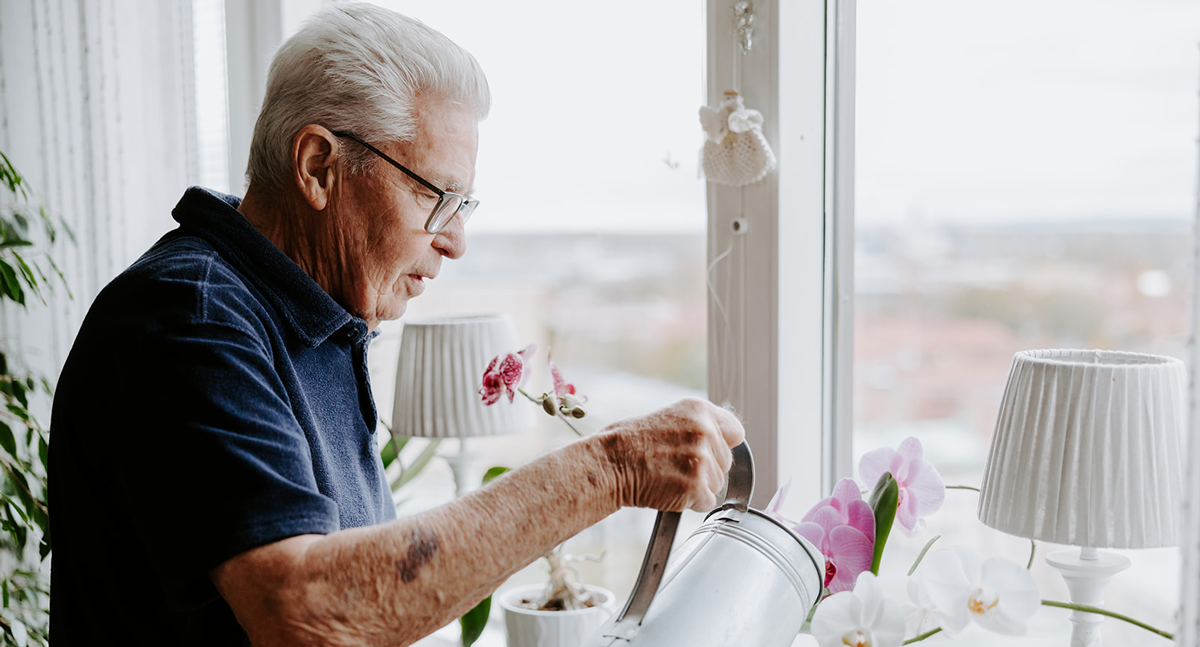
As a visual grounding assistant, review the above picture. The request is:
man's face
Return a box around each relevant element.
[333,95,478,328]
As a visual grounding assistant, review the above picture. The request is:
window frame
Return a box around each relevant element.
[704,0,855,510]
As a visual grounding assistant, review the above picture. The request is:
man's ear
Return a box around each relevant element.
[291,125,339,211]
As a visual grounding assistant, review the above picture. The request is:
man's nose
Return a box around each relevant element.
[433,213,466,259]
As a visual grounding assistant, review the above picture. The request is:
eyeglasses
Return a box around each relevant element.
[332,131,478,234]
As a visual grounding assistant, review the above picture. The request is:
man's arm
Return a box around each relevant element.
[210,398,744,647]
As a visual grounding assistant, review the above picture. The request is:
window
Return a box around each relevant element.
[854,1,1198,644]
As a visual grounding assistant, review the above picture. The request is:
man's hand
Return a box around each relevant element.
[595,397,746,513]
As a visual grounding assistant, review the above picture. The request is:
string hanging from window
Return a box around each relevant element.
[702,1,776,409]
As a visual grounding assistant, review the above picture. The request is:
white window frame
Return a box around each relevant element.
[705,0,855,509]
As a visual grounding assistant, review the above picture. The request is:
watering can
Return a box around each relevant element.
[584,443,825,647]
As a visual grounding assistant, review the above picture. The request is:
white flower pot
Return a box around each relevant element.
[499,584,615,647]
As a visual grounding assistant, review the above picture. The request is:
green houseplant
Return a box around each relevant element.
[0,150,69,645]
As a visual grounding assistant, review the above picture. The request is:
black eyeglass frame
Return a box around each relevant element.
[331,130,477,234]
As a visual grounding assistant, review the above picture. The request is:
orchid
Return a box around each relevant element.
[858,437,945,536]
[478,344,535,405]
[765,476,791,519]
[545,349,587,418]
[811,572,906,647]
[902,575,943,638]
[875,574,941,641]
[795,478,876,594]
[784,435,1174,646]
[915,546,1039,637]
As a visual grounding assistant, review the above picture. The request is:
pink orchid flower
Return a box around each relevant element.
[478,344,535,405]
[765,477,791,522]
[547,349,587,416]
[548,349,576,397]
[858,437,945,536]
[795,478,876,594]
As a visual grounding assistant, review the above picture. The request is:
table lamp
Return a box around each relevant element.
[978,349,1186,647]
[391,314,534,497]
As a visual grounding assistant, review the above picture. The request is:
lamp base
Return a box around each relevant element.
[1045,547,1131,647]
[442,439,485,498]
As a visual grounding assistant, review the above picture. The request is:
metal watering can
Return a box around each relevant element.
[585,443,825,647]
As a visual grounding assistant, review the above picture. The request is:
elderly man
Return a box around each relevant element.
[48,4,743,646]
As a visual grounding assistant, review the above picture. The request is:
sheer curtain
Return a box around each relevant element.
[0,0,202,382]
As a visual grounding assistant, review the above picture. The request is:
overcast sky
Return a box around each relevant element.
[288,1,1200,232]
[857,0,1200,225]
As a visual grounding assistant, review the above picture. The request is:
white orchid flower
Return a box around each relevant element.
[916,546,1040,636]
[811,572,906,647]
[903,575,942,638]
[875,574,940,640]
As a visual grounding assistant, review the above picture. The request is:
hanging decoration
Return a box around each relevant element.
[698,1,776,187]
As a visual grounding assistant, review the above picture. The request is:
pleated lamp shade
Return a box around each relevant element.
[978,349,1186,549]
[391,314,535,439]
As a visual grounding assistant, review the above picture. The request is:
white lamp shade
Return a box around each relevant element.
[978,349,1186,549]
[391,314,535,439]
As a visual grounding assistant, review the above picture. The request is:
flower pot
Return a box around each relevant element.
[499,583,615,647]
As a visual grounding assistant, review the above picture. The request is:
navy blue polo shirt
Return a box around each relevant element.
[49,187,395,644]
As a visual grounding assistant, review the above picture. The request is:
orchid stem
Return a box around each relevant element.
[902,627,942,644]
[517,388,584,437]
[1027,538,1037,570]
[944,484,980,492]
[907,535,941,576]
[1041,600,1173,640]
[517,388,540,405]
[556,412,584,437]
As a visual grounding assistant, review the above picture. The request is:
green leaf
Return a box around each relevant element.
[867,472,899,575]
[481,466,510,485]
[2,578,8,607]
[459,594,491,647]
[37,436,47,470]
[11,378,27,408]
[379,437,397,469]
[45,255,71,299]
[4,498,29,525]
[0,260,24,306]
[392,438,442,492]
[6,404,30,422]
[10,253,44,305]
[0,422,17,458]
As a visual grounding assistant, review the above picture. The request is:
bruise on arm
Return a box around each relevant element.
[396,528,440,584]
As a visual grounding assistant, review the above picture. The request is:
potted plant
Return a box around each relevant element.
[460,345,615,647]
[0,150,69,646]
[496,546,614,647]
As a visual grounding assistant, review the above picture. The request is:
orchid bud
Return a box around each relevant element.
[570,407,586,419]
[562,393,585,410]
[542,396,557,416]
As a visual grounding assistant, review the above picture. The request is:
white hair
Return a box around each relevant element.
[246,2,491,190]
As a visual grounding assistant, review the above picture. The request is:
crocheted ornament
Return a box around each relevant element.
[698,93,776,187]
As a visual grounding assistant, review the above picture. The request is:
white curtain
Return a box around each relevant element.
[0,0,201,382]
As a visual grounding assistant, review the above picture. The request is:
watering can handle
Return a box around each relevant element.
[605,443,754,640]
